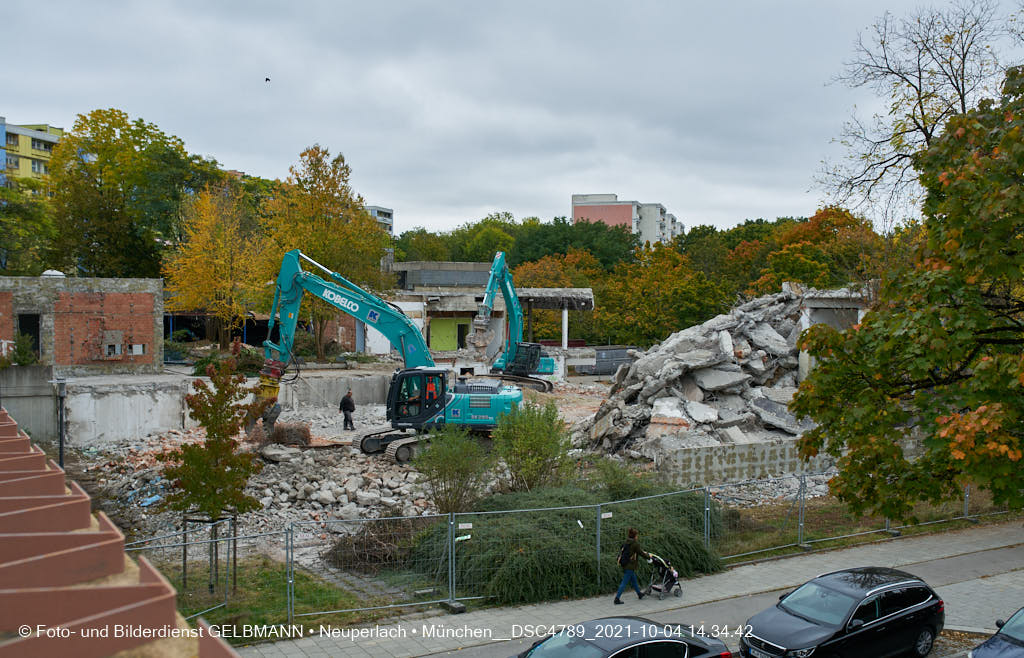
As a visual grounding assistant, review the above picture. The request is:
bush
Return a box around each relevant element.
[493,400,570,491]
[191,352,220,376]
[292,330,317,358]
[171,329,195,343]
[414,426,494,514]
[11,332,38,366]
[409,486,722,605]
[269,422,311,446]
[589,458,661,501]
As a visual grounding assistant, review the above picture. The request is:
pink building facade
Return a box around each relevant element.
[571,193,682,244]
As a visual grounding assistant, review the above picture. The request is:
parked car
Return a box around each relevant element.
[969,607,1024,657]
[738,567,944,658]
[515,616,731,658]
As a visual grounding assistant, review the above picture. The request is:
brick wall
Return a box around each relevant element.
[53,292,157,366]
[0,277,163,375]
[0,292,12,356]
[325,314,357,352]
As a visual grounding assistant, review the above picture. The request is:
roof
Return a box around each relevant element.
[517,288,595,311]
[815,567,923,597]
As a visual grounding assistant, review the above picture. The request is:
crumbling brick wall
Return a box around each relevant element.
[0,277,163,375]
[0,292,13,356]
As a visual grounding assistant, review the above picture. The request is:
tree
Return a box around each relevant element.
[395,227,451,261]
[595,244,730,347]
[49,108,222,277]
[512,248,604,342]
[158,357,268,519]
[822,0,1012,227]
[792,67,1024,520]
[163,185,263,348]
[260,145,392,359]
[0,178,53,275]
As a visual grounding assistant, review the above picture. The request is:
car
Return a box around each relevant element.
[738,566,944,658]
[969,607,1024,658]
[515,616,732,658]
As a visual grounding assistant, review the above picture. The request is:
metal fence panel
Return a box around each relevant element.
[289,514,449,619]
[710,476,803,560]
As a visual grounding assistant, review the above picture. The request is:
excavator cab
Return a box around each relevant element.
[386,369,448,429]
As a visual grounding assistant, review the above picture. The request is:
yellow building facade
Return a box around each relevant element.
[3,120,63,182]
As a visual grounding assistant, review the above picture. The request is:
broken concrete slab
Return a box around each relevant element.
[749,397,812,435]
[747,323,792,356]
[685,400,719,424]
[691,367,751,391]
[259,444,303,463]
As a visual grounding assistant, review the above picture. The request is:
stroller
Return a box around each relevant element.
[644,553,682,599]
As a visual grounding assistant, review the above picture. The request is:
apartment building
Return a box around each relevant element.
[2,118,63,183]
[571,193,683,244]
[367,205,394,236]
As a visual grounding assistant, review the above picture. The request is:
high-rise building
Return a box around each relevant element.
[3,120,63,184]
[366,205,394,236]
[571,193,683,244]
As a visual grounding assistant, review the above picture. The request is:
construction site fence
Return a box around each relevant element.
[124,475,1010,626]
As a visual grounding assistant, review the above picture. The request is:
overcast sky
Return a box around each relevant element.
[5,1,1015,234]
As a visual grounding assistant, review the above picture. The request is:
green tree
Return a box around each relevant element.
[493,400,571,492]
[414,425,494,513]
[158,357,268,519]
[0,178,53,275]
[49,108,222,277]
[596,244,730,346]
[395,227,451,261]
[792,67,1024,520]
[260,145,392,359]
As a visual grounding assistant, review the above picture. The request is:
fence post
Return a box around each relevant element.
[963,484,970,519]
[447,513,455,604]
[595,505,602,590]
[798,474,806,547]
[286,525,294,625]
[703,487,711,549]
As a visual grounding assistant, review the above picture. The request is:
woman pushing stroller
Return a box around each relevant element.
[613,527,649,604]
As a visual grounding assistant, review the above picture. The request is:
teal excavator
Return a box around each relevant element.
[472,251,555,392]
[257,250,522,463]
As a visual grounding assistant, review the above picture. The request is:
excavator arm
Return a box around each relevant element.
[257,250,433,422]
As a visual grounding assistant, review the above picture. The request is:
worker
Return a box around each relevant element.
[339,390,356,431]
[425,376,438,403]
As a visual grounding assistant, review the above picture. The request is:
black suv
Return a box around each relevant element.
[739,567,944,658]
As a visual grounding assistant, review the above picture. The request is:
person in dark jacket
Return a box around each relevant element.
[614,527,649,604]
[339,390,356,430]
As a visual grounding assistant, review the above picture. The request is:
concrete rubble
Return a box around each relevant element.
[576,289,816,461]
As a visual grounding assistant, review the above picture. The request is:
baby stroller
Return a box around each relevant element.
[644,553,682,599]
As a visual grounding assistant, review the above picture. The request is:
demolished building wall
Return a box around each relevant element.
[578,287,865,484]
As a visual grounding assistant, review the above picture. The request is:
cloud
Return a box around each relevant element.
[4,0,991,233]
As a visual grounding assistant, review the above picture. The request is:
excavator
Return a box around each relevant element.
[257,250,523,463]
[472,251,555,392]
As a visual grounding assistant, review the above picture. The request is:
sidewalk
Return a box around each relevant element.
[240,520,1022,658]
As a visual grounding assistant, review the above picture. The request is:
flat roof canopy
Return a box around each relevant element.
[517,288,594,311]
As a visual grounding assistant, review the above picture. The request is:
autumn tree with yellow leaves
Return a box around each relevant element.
[163,185,263,347]
[260,145,392,359]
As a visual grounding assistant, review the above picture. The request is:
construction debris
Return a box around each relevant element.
[576,290,816,460]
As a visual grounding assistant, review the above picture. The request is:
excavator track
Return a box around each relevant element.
[494,374,554,393]
[384,437,420,464]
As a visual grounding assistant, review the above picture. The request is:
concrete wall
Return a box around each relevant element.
[0,365,57,441]
[276,372,391,411]
[654,438,836,487]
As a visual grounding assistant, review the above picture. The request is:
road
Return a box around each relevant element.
[428,544,1023,657]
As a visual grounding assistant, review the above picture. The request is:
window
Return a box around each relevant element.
[880,587,929,616]
[106,343,123,357]
[31,138,52,152]
[851,596,880,625]
[5,155,17,170]
[130,344,146,356]
[30,159,47,175]
[5,134,17,147]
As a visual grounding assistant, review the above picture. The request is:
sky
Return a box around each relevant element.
[3,1,1013,234]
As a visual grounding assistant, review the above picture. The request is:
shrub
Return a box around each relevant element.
[493,400,570,491]
[292,330,317,358]
[409,485,722,605]
[269,422,311,446]
[171,329,195,343]
[191,352,220,376]
[325,515,442,574]
[11,332,38,366]
[414,426,494,514]
[589,457,661,500]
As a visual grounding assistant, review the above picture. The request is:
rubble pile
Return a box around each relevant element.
[579,290,815,460]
